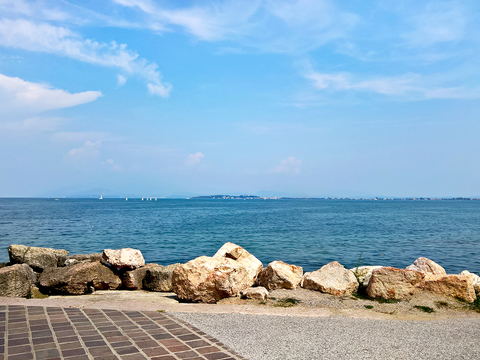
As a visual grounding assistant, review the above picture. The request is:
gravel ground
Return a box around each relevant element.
[172,312,480,360]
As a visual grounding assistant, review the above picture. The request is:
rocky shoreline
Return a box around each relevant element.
[1,242,479,312]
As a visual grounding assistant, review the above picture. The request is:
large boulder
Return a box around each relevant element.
[102,248,145,270]
[0,264,36,297]
[8,245,69,272]
[460,270,480,293]
[350,266,384,287]
[213,242,263,283]
[366,267,424,300]
[242,286,269,300]
[406,257,446,279]
[256,261,303,290]
[39,261,122,295]
[172,243,262,303]
[422,275,476,303]
[143,263,181,292]
[172,256,251,303]
[302,261,359,296]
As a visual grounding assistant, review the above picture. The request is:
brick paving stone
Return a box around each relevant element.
[120,353,149,360]
[1,305,246,360]
[35,348,60,360]
[88,345,115,356]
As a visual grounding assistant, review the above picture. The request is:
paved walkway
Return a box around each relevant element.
[0,305,247,360]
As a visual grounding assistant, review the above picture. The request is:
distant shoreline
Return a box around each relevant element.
[191,195,480,201]
[1,196,480,201]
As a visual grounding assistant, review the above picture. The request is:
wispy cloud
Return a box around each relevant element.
[0,18,171,96]
[111,0,357,54]
[303,65,480,100]
[0,0,70,21]
[65,140,101,160]
[273,156,301,174]
[403,2,466,47]
[117,75,127,86]
[185,152,205,166]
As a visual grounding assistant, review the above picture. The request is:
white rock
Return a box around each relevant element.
[242,286,269,300]
[460,270,480,290]
[172,256,250,303]
[172,242,263,303]
[102,248,145,270]
[256,261,303,290]
[406,257,446,279]
[302,261,359,296]
[213,242,263,283]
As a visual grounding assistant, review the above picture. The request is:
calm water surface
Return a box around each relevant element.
[0,198,479,273]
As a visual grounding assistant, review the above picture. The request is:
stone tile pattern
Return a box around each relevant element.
[0,305,247,360]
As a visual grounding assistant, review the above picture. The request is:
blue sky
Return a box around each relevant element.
[0,0,479,198]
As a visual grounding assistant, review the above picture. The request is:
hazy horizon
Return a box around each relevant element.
[1,1,479,198]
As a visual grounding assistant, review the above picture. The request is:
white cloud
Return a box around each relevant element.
[0,73,102,113]
[0,19,171,96]
[111,0,357,53]
[403,3,466,47]
[0,73,102,133]
[185,152,205,166]
[66,140,101,160]
[0,0,70,21]
[117,74,127,86]
[273,156,301,174]
[304,68,480,100]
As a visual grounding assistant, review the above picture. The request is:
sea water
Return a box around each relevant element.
[0,198,479,274]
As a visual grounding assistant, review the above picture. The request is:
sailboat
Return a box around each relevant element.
[99,195,103,200]
[126,198,128,201]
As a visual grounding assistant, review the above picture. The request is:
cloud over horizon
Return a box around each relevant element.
[185,152,205,166]
[273,156,301,174]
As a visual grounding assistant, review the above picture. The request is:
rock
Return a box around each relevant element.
[460,270,480,287]
[102,248,145,270]
[366,267,424,300]
[460,271,480,293]
[406,257,446,279]
[242,287,268,300]
[422,275,476,303]
[350,266,384,287]
[172,256,251,303]
[121,264,154,290]
[0,264,36,297]
[256,261,303,290]
[172,243,262,303]
[213,242,263,284]
[300,272,310,287]
[302,261,359,296]
[8,244,69,272]
[143,263,181,292]
[59,253,102,267]
[122,264,153,290]
[39,261,122,295]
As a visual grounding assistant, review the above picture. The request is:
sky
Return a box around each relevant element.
[0,0,479,198]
